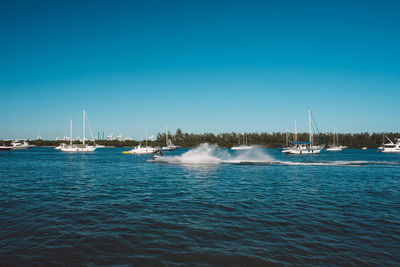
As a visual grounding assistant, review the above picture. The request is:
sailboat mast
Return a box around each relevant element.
[286,127,288,147]
[70,119,72,146]
[294,119,297,142]
[333,125,335,146]
[146,128,148,147]
[83,109,85,145]
[238,127,240,145]
[308,108,312,145]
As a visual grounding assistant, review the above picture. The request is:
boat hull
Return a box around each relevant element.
[285,148,322,154]
[326,147,342,151]
[60,145,97,152]
[231,146,253,150]
[11,146,33,150]
[380,149,400,153]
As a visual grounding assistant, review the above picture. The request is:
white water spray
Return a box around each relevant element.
[152,143,274,164]
[151,143,389,167]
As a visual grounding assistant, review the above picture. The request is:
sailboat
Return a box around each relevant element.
[326,125,343,151]
[123,129,158,154]
[231,129,253,150]
[282,120,297,153]
[284,108,323,154]
[160,124,180,151]
[60,110,98,152]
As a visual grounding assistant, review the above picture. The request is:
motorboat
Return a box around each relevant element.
[11,140,33,150]
[123,129,158,154]
[61,110,98,152]
[284,108,323,154]
[380,137,400,153]
[123,144,158,154]
[0,145,12,151]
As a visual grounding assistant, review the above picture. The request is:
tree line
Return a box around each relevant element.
[2,129,398,148]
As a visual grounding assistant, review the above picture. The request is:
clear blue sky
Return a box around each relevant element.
[1,0,399,140]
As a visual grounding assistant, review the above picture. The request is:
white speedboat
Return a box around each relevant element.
[124,129,158,154]
[61,110,98,152]
[380,137,400,153]
[123,144,158,154]
[11,140,33,150]
[0,145,12,151]
[284,108,323,154]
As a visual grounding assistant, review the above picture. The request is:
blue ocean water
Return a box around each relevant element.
[1,146,399,266]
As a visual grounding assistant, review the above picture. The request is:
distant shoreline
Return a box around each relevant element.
[1,131,398,149]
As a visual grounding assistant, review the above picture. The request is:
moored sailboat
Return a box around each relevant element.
[284,108,323,154]
[326,125,343,151]
[231,129,253,150]
[60,110,98,152]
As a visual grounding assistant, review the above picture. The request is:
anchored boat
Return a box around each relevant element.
[60,110,98,152]
[380,137,400,153]
[284,108,323,154]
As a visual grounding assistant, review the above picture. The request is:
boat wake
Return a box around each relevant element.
[150,143,399,167]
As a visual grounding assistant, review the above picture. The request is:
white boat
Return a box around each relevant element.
[10,140,33,150]
[123,129,158,154]
[326,125,343,151]
[0,145,12,151]
[54,143,66,150]
[160,124,180,151]
[231,130,253,150]
[60,110,98,152]
[284,108,323,154]
[380,137,400,153]
[124,144,158,154]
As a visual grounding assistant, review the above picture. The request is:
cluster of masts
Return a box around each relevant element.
[53,110,180,154]
[281,108,323,154]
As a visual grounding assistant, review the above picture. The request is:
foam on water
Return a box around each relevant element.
[152,143,227,164]
[152,143,399,167]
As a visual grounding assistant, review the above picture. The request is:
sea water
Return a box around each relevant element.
[0,145,399,265]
